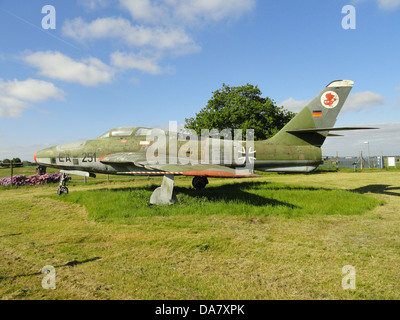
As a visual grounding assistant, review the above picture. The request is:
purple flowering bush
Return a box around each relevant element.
[0,172,71,187]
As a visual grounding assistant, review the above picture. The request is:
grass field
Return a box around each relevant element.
[1,169,400,299]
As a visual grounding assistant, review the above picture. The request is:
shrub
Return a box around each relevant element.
[0,172,71,187]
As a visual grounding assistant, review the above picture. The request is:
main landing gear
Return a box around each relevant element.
[192,176,208,190]
[57,172,69,195]
[150,175,209,206]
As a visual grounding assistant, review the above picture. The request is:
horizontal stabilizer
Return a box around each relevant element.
[287,127,378,134]
[327,133,344,137]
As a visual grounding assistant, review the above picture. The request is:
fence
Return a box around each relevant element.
[321,156,387,169]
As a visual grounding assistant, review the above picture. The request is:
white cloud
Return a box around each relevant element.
[61,0,255,79]
[110,51,163,74]
[344,91,385,111]
[119,0,168,25]
[24,51,115,86]
[353,0,400,10]
[377,0,400,10]
[172,0,257,25]
[0,96,28,118]
[7,78,63,102]
[62,17,199,54]
[279,97,311,113]
[77,0,112,10]
[0,78,64,118]
[119,0,256,26]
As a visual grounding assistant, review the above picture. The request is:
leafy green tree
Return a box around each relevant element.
[12,158,23,167]
[185,84,295,140]
[2,159,10,168]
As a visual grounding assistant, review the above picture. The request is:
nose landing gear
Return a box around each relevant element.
[192,176,209,190]
[57,172,69,195]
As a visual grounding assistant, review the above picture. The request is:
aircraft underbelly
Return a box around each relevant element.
[254,160,322,173]
[257,166,318,173]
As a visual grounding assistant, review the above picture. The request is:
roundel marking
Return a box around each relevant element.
[321,91,339,109]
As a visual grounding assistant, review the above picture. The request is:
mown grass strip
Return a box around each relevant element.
[48,181,383,223]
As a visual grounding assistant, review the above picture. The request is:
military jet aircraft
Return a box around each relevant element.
[34,80,376,205]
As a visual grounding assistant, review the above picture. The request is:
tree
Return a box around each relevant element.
[2,159,10,168]
[12,158,23,167]
[185,84,295,140]
[1,158,23,168]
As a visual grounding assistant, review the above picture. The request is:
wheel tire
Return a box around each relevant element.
[58,187,69,195]
[192,176,208,190]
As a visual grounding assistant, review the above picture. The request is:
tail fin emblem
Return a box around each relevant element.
[321,91,339,108]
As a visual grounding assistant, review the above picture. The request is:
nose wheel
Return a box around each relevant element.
[192,176,209,190]
[57,186,69,195]
[57,172,69,195]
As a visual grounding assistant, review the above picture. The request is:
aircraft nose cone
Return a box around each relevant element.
[34,147,56,166]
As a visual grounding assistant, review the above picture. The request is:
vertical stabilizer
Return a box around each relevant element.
[269,80,354,147]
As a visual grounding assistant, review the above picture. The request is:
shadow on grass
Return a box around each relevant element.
[0,257,101,280]
[352,184,400,197]
[275,169,338,175]
[87,181,340,208]
[176,182,297,208]
[0,233,22,238]
[52,180,380,219]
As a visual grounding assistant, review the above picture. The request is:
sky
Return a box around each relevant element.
[0,0,400,160]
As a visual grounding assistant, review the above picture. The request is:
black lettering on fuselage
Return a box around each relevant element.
[82,152,96,163]
[58,152,96,163]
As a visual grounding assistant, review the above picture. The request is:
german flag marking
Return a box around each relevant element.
[313,110,323,117]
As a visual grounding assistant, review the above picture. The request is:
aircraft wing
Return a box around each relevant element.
[287,127,378,134]
[142,163,260,178]
[120,163,260,178]
[100,152,259,177]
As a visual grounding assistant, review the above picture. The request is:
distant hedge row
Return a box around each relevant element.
[0,173,70,187]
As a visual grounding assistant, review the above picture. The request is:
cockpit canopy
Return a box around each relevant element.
[97,127,153,139]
